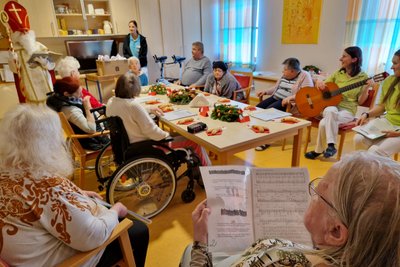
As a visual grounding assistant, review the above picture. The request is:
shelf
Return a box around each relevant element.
[56,13,83,17]
[86,14,111,17]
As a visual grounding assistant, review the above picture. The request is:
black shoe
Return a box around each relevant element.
[255,144,270,151]
[305,151,322,160]
[323,146,337,158]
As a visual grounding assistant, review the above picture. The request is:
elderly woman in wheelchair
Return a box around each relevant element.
[98,72,209,219]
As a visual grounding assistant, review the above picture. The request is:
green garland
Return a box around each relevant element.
[149,83,167,95]
[169,89,198,104]
[303,65,321,74]
[211,104,243,122]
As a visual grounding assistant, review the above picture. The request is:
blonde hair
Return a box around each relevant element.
[319,152,400,266]
[0,104,73,178]
[56,56,80,78]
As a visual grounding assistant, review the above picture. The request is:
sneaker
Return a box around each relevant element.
[305,151,322,160]
[323,146,337,158]
[255,144,270,151]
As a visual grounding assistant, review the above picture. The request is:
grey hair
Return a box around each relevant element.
[319,152,400,267]
[192,41,204,54]
[56,56,80,78]
[115,72,141,99]
[282,57,301,71]
[0,104,73,178]
[128,56,140,68]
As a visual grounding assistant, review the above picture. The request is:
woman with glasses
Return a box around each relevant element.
[183,151,400,266]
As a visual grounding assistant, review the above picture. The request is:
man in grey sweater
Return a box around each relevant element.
[175,42,212,88]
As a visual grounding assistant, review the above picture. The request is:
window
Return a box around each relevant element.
[220,0,259,69]
[345,0,400,74]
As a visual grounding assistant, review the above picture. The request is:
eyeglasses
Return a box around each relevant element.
[308,177,338,213]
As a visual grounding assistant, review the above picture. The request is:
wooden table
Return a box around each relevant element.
[140,93,311,166]
[85,73,122,102]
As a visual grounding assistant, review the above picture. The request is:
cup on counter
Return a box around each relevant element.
[92,29,99,34]
[98,29,105,34]
[86,29,92,35]
[67,30,74,35]
[76,30,83,35]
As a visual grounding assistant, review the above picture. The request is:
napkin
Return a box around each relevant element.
[190,94,210,107]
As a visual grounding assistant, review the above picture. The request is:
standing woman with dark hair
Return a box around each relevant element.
[123,20,148,75]
[354,49,400,157]
[305,46,371,159]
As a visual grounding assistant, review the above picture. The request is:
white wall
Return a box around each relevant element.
[257,0,348,74]
[138,0,219,83]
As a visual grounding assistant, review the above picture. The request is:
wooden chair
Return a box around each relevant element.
[58,112,110,189]
[231,70,253,104]
[0,218,135,267]
[303,83,380,160]
[56,218,135,267]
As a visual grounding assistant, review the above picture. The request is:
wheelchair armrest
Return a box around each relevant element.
[70,130,110,139]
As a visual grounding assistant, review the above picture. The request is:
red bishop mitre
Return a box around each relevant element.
[4,1,30,33]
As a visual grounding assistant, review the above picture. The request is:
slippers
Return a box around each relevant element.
[323,146,337,158]
[255,144,270,151]
[305,151,322,160]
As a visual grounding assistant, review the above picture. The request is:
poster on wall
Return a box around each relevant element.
[281,0,322,44]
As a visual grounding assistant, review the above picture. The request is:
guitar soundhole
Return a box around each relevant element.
[322,91,332,99]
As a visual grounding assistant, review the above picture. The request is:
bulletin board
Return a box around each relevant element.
[281,0,322,44]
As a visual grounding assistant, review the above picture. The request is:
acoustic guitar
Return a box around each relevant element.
[295,72,389,117]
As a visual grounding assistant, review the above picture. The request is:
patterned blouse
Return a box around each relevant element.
[0,170,119,267]
[191,238,327,267]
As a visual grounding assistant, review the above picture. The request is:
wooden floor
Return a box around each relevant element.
[80,129,358,267]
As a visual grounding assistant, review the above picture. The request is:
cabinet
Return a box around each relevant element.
[19,0,58,37]
[53,0,112,36]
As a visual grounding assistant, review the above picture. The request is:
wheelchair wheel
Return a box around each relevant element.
[107,156,176,219]
[95,143,117,181]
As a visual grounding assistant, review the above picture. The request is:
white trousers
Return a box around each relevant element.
[315,106,354,153]
[354,117,400,157]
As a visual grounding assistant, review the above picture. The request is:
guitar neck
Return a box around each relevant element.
[331,78,370,96]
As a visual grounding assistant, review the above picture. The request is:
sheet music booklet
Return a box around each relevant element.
[200,166,311,253]
[27,51,62,64]
[352,117,400,140]
[250,107,292,121]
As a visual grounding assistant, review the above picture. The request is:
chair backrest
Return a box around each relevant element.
[231,70,253,90]
[101,116,130,165]
[231,70,253,101]
[58,112,86,156]
[360,83,380,108]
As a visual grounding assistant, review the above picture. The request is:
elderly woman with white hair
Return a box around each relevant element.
[56,56,104,108]
[0,104,149,267]
[183,151,400,267]
[128,56,148,86]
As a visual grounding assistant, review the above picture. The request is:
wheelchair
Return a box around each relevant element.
[94,115,203,218]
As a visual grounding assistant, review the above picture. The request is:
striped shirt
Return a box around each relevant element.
[273,77,298,100]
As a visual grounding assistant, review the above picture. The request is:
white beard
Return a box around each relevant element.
[11,30,38,56]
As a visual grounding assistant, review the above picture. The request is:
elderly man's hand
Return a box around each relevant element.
[257,91,267,98]
[315,80,326,90]
[192,199,210,244]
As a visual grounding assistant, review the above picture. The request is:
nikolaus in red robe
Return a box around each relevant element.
[2,1,54,103]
